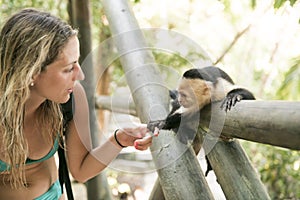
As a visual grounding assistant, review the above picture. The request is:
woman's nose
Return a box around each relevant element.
[74,63,85,81]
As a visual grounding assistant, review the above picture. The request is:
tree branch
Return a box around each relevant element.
[214,24,252,65]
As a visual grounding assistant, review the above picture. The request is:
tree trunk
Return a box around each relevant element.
[96,5,112,131]
[101,0,214,199]
[69,1,112,199]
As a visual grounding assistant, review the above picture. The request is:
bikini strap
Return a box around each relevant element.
[59,93,74,200]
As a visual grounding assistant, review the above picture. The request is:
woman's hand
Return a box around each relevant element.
[114,125,159,150]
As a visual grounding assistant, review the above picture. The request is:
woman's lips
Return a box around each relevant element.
[67,87,73,93]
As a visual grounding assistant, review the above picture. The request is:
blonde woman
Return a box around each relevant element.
[0,8,155,199]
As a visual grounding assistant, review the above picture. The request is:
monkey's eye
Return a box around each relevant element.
[179,93,186,99]
[179,92,186,98]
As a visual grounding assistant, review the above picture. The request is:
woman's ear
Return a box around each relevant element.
[32,73,39,81]
[30,73,40,87]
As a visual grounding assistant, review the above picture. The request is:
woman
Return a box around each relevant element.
[0,8,155,199]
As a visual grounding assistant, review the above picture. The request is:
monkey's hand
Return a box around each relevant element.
[221,88,255,112]
[221,91,243,112]
[148,113,182,132]
[147,120,166,133]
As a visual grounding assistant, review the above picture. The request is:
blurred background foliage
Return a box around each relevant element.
[1,0,299,199]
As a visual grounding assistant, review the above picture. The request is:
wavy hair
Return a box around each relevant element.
[0,8,77,188]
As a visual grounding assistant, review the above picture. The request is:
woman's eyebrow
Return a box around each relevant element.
[64,55,80,66]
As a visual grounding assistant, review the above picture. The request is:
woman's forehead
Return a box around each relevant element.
[53,36,79,66]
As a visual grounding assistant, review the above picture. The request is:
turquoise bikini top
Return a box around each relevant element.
[0,138,59,172]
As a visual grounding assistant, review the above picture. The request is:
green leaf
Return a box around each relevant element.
[274,0,286,8]
[276,58,300,100]
[251,0,257,9]
[289,0,297,6]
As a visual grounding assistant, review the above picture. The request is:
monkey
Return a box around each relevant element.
[148,66,255,176]
[148,66,255,133]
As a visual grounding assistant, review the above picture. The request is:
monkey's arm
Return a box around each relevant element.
[221,88,255,112]
[147,112,182,132]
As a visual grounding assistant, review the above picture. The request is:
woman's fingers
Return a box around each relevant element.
[134,135,153,150]
[118,124,159,149]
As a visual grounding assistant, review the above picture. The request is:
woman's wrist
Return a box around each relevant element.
[114,129,127,148]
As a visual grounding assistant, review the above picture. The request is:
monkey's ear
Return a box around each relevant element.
[203,81,213,95]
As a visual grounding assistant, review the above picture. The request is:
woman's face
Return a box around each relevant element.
[32,36,84,103]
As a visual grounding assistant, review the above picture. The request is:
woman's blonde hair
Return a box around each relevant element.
[0,8,77,188]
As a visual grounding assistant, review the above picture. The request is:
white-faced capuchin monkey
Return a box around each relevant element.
[148,66,255,176]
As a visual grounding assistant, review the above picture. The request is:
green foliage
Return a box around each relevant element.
[276,57,300,100]
[153,51,190,70]
[250,0,299,8]
[251,0,257,8]
[216,2,300,198]
[242,141,300,199]
[274,0,298,8]
[110,59,126,88]
[248,56,300,198]
[132,0,141,3]
[0,0,68,25]
[153,51,192,88]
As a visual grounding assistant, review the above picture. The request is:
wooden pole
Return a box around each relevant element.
[95,95,137,116]
[96,97,300,151]
[203,136,270,199]
[148,179,165,200]
[200,100,300,150]
[101,0,214,199]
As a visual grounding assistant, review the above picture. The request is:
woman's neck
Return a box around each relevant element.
[25,93,46,117]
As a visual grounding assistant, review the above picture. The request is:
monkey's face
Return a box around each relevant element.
[177,78,198,109]
[177,78,211,110]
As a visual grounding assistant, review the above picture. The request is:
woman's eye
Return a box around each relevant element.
[64,61,78,73]
[64,66,74,73]
[68,67,74,72]
[65,67,73,72]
